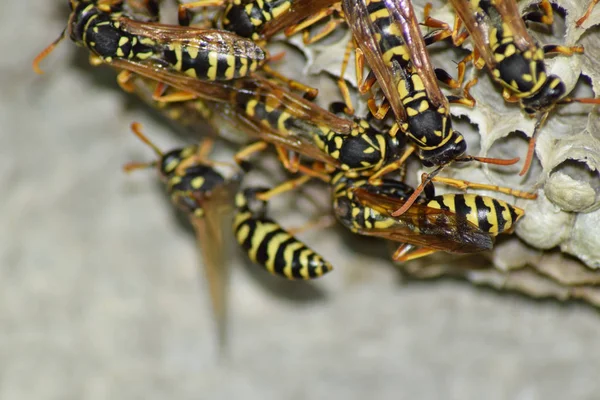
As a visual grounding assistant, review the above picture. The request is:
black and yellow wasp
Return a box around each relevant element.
[435,0,600,174]
[106,60,414,180]
[330,169,525,262]
[178,0,343,44]
[341,0,521,215]
[123,122,242,349]
[33,0,266,82]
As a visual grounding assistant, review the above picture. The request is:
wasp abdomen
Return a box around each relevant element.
[233,189,333,279]
[426,194,524,235]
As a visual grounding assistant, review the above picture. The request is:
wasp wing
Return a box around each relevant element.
[342,0,408,121]
[351,187,494,254]
[384,0,448,108]
[117,18,266,61]
[493,0,537,52]
[188,178,240,351]
[447,0,497,70]
[261,0,341,38]
[110,59,354,134]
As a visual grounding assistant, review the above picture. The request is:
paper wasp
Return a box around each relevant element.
[431,0,600,175]
[331,170,525,262]
[233,186,334,279]
[178,0,343,45]
[106,60,414,179]
[341,0,522,215]
[123,122,242,349]
[33,0,266,82]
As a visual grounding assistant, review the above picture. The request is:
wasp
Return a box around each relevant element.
[108,62,412,179]
[178,0,343,45]
[431,0,600,174]
[330,170,525,262]
[233,186,334,279]
[33,0,266,82]
[123,122,242,350]
[341,0,521,215]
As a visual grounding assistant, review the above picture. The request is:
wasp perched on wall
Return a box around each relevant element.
[431,0,600,175]
[33,0,266,82]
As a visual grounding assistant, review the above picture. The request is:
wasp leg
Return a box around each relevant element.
[446,77,478,107]
[502,89,521,103]
[423,2,469,46]
[177,0,225,26]
[367,146,415,183]
[393,244,438,262]
[285,4,343,45]
[116,70,136,93]
[234,141,270,166]
[434,68,460,89]
[337,38,358,114]
[542,44,584,56]
[255,174,314,202]
[577,0,599,27]
[431,176,538,200]
[261,65,319,100]
[522,0,554,25]
[88,53,104,67]
[235,142,300,174]
[152,83,199,103]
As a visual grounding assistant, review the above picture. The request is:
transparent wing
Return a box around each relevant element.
[342,0,408,121]
[384,0,448,108]
[188,180,239,351]
[261,0,341,38]
[118,17,265,60]
[447,0,497,69]
[352,187,494,254]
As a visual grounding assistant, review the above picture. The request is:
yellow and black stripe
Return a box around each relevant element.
[235,79,405,174]
[425,193,524,236]
[233,187,333,279]
[222,0,293,40]
[68,1,265,81]
[354,0,467,166]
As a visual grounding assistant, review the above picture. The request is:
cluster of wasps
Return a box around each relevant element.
[34,0,598,344]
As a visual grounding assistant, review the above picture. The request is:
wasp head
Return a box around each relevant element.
[521,76,566,115]
[419,130,467,167]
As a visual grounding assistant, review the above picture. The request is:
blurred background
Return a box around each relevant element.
[2,1,600,399]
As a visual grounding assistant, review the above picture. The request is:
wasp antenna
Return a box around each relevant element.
[392,165,444,217]
[122,160,158,173]
[464,155,520,166]
[32,29,67,74]
[559,97,600,106]
[519,112,549,176]
[130,122,164,157]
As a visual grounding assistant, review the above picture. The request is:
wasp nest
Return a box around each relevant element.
[275,0,600,305]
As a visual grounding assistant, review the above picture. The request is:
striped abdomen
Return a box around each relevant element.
[233,188,333,279]
[160,36,265,80]
[426,194,524,235]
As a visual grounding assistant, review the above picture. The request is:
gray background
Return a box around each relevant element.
[2,1,600,399]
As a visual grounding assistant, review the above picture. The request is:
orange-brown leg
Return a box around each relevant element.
[576,0,599,27]
[393,243,438,262]
[431,176,538,199]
